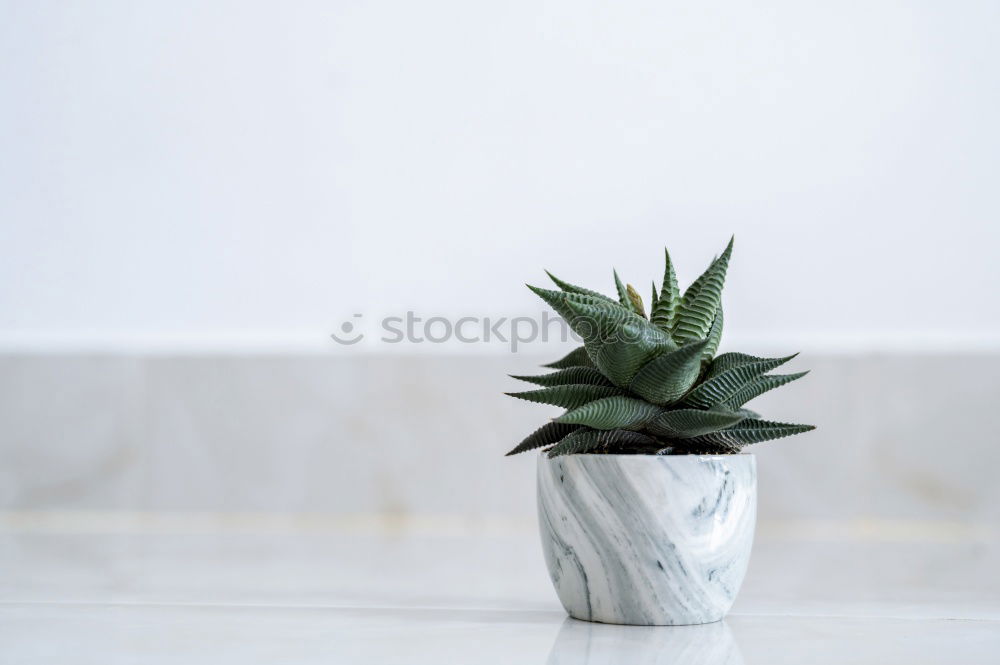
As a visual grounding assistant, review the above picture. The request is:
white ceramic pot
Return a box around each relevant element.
[537,453,756,626]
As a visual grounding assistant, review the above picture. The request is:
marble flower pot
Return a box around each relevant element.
[537,453,756,626]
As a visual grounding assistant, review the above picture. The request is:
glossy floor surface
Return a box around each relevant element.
[1,514,998,664]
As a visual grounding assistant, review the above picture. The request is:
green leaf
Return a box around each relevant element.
[546,428,664,457]
[628,339,709,405]
[545,271,617,304]
[645,408,746,438]
[683,354,796,408]
[626,284,646,319]
[689,419,816,447]
[723,372,809,408]
[650,281,659,313]
[505,422,581,456]
[546,428,602,457]
[649,248,680,331]
[679,252,719,313]
[596,429,661,452]
[702,306,723,363]
[510,366,613,387]
[557,396,663,430]
[528,286,636,362]
[542,346,595,370]
[528,286,619,324]
[562,297,676,386]
[704,352,780,379]
[613,269,630,308]
[505,384,623,409]
[593,324,674,387]
[672,237,733,345]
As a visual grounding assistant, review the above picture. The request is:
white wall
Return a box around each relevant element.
[2,1,999,350]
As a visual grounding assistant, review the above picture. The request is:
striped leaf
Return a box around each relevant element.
[650,281,659,313]
[543,346,595,370]
[557,396,663,430]
[723,372,809,408]
[645,408,746,439]
[529,286,657,363]
[545,271,617,304]
[704,352,761,379]
[596,429,661,452]
[530,286,670,345]
[510,367,613,388]
[505,384,623,409]
[563,298,676,386]
[547,429,664,457]
[683,354,797,409]
[679,250,719,314]
[688,419,816,447]
[702,306,724,363]
[528,286,623,325]
[649,248,680,331]
[505,422,581,456]
[628,339,709,405]
[672,237,733,345]
[613,269,631,308]
[593,324,674,387]
[546,428,603,457]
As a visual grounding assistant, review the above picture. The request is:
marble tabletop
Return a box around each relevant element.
[1,513,998,664]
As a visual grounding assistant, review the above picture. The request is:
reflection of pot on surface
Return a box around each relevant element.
[547,617,743,665]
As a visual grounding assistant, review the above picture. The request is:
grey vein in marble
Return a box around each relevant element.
[537,453,757,625]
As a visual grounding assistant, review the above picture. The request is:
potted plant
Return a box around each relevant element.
[506,238,813,626]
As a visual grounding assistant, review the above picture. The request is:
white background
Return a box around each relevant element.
[2,0,999,350]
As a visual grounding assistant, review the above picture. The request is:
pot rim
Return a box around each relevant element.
[539,451,754,459]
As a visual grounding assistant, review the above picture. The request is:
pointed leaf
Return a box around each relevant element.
[593,323,675,387]
[673,237,733,344]
[688,419,816,447]
[543,346,594,370]
[505,422,581,456]
[529,286,659,363]
[545,271,617,304]
[510,366,613,387]
[546,428,664,457]
[505,384,623,409]
[702,306,723,363]
[562,297,676,385]
[683,354,797,408]
[528,285,621,324]
[547,428,602,457]
[650,248,680,331]
[628,339,709,405]
[596,429,661,452]
[613,269,630,307]
[557,396,663,430]
[650,281,659,313]
[704,351,797,379]
[680,251,720,311]
[645,408,746,438]
[704,352,762,379]
[723,372,809,408]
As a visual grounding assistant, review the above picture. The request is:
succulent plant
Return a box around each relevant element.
[506,238,814,457]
